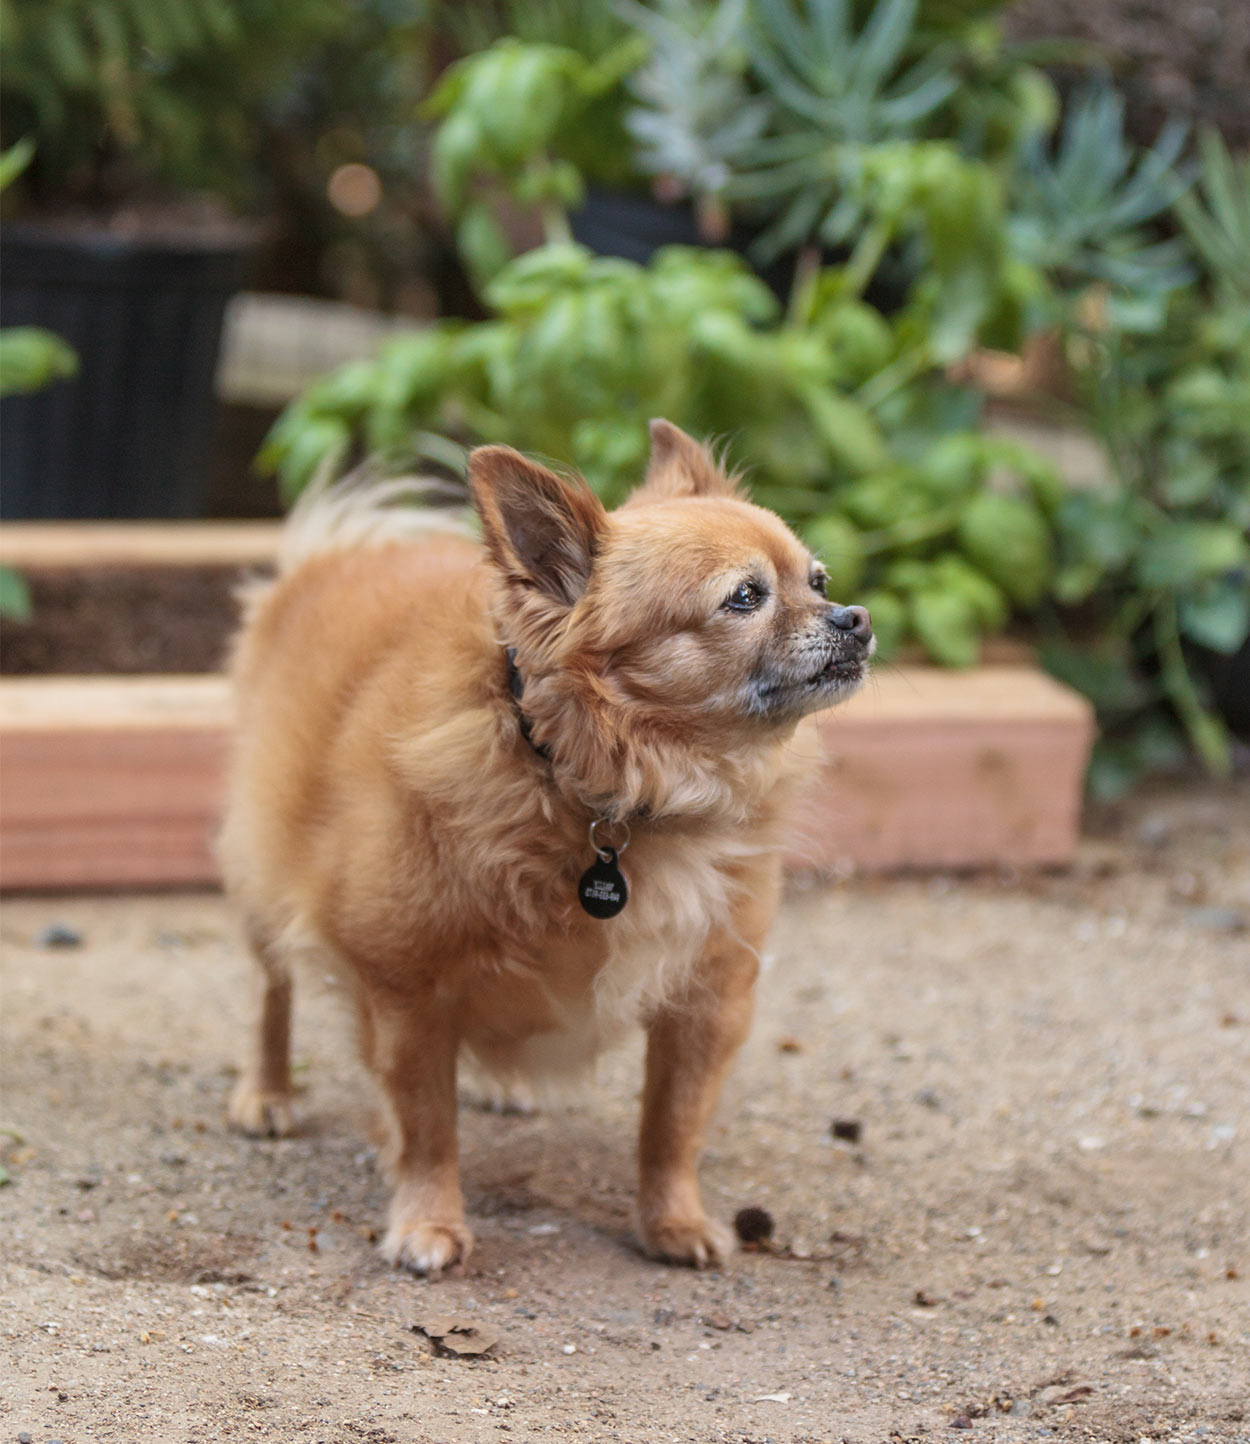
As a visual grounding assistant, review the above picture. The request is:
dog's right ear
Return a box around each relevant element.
[469,446,606,608]
[626,419,741,504]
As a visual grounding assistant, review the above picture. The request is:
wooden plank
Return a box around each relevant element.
[0,675,231,730]
[826,664,1089,723]
[0,522,282,570]
[787,667,1095,873]
[0,666,1095,890]
[217,292,410,407]
[0,679,231,889]
[3,818,224,890]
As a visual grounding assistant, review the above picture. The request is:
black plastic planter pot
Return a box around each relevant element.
[570,186,798,299]
[1202,634,1250,740]
[0,223,252,519]
[569,186,911,313]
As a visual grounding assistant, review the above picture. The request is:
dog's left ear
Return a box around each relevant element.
[628,419,740,503]
[470,445,606,607]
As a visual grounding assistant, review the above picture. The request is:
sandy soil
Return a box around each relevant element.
[2,779,1247,1444]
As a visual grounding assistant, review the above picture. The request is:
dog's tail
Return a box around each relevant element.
[276,460,476,577]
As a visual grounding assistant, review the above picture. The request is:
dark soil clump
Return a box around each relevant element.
[1,565,265,675]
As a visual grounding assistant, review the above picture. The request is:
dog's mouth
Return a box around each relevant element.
[808,654,867,687]
[748,650,868,718]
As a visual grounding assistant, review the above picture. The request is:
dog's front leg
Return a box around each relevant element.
[366,987,473,1276]
[636,923,762,1268]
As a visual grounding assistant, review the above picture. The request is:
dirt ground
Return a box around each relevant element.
[2,778,1247,1444]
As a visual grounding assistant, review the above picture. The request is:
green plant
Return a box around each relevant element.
[0,0,342,207]
[0,323,77,398]
[424,33,646,289]
[729,0,964,259]
[611,0,1054,266]
[1175,129,1250,302]
[613,0,768,238]
[1007,80,1194,324]
[427,16,1031,362]
[1042,131,1250,791]
[0,130,78,391]
[261,236,1060,669]
[0,139,76,620]
[260,6,1079,673]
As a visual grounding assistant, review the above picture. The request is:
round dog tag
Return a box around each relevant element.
[578,846,628,919]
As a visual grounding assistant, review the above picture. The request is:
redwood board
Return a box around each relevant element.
[0,667,1094,890]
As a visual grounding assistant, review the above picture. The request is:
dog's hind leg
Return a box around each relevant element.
[227,920,297,1137]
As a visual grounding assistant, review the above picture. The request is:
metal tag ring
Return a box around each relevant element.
[589,817,631,861]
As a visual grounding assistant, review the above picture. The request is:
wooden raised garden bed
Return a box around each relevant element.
[0,523,1095,890]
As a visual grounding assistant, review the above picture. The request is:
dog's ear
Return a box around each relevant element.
[470,445,606,606]
[629,419,739,503]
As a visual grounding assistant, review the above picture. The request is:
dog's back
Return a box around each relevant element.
[220,493,486,951]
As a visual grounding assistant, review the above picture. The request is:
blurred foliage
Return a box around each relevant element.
[1042,128,1250,792]
[0,137,78,400]
[0,564,32,623]
[1174,129,1250,302]
[614,0,1058,261]
[0,0,347,207]
[614,0,767,237]
[1008,80,1194,311]
[263,0,1070,680]
[424,35,645,290]
[0,140,74,622]
[262,231,1062,673]
[0,324,78,396]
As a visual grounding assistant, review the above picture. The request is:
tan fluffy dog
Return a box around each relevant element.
[220,420,873,1274]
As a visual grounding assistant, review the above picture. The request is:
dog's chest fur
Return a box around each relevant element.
[452,816,777,1087]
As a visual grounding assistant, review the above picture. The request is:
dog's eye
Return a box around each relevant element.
[810,571,828,597]
[723,580,765,612]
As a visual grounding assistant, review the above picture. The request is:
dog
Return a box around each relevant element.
[220,419,873,1274]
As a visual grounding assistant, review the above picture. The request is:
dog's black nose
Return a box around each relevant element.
[827,604,873,642]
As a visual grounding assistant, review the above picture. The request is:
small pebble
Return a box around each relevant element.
[831,1119,862,1144]
[37,923,83,949]
[733,1206,774,1245]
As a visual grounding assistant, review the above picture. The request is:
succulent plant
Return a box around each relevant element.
[1007,80,1194,302]
[729,0,963,260]
[614,0,768,236]
[1175,128,1250,303]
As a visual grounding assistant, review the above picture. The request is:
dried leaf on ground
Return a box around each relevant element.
[412,1317,501,1357]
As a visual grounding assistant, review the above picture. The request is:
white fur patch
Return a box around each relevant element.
[279,465,476,575]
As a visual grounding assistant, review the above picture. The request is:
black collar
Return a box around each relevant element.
[505,647,553,761]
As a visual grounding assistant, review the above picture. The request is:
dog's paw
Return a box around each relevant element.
[227,1079,296,1137]
[382,1219,474,1277]
[639,1211,735,1269]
